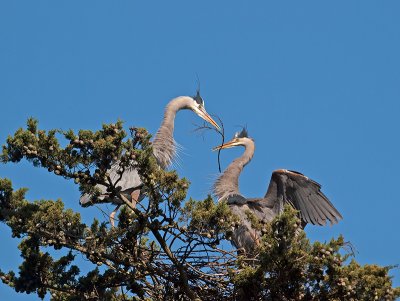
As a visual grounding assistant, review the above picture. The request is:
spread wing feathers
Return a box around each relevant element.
[264,169,343,226]
[80,162,143,206]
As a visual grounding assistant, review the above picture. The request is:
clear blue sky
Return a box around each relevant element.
[1,1,399,299]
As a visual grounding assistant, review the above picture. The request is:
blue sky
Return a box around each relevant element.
[1,1,399,299]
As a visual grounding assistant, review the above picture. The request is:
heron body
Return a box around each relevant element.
[213,129,343,254]
[80,95,220,223]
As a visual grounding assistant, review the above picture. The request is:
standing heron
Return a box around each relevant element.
[80,92,220,224]
[213,128,342,254]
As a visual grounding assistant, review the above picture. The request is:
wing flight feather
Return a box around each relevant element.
[264,169,342,226]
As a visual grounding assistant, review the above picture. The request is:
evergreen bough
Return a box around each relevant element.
[1,119,398,300]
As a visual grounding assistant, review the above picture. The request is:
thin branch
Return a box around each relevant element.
[193,115,225,172]
[150,225,201,301]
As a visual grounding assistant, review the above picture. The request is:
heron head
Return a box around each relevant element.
[189,90,221,131]
[213,128,252,150]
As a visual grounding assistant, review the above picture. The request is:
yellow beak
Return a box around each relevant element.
[212,139,241,151]
[196,106,221,131]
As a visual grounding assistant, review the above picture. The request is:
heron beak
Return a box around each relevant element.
[196,106,221,131]
[212,139,240,151]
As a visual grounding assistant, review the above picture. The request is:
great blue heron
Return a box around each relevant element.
[213,128,343,254]
[80,92,220,224]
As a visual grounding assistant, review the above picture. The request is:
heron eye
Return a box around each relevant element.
[234,132,239,138]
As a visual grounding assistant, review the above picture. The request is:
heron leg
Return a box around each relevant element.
[110,190,140,227]
[253,232,261,247]
[130,189,140,208]
[110,204,122,227]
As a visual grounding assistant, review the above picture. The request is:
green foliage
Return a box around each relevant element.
[1,119,145,200]
[231,206,400,300]
[1,119,399,300]
[182,196,238,233]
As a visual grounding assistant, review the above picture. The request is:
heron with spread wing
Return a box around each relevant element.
[80,92,220,224]
[213,128,342,254]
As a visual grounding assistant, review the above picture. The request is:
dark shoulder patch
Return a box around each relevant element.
[227,194,248,206]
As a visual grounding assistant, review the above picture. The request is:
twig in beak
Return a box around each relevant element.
[192,115,225,172]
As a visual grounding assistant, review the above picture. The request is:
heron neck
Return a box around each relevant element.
[213,141,255,201]
[152,97,190,169]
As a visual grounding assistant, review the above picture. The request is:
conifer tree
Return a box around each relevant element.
[1,119,399,300]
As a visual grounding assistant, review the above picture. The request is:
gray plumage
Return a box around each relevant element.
[80,95,220,209]
[79,164,142,206]
[213,129,343,254]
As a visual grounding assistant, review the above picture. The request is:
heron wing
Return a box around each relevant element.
[227,195,277,228]
[263,169,343,226]
[79,162,143,206]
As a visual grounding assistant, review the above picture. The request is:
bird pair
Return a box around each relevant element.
[80,92,342,254]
